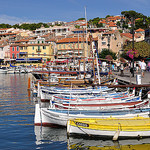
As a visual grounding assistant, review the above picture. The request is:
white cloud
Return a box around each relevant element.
[0,14,41,25]
[0,15,25,25]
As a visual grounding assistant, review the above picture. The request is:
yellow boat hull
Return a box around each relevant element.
[67,116,150,138]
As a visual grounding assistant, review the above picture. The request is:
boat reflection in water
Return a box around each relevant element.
[34,126,67,145]
[68,137,150,150]
[34,126,150,150]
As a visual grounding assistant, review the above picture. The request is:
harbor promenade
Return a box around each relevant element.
[112,70,150,85]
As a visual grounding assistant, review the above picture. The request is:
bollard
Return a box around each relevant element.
[136,74,141,85]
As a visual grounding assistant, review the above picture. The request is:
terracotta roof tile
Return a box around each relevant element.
[135,28,145,32]
[57,36,97,43]
[121,33,132,39]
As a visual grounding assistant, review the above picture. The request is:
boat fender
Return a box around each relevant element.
[113,130,120,141]
[113,123,121,141]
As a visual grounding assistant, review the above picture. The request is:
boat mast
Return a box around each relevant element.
[85,6,88,59]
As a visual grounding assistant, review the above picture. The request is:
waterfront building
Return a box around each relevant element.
[27,43,53,63]
[10,44,20,60]
[34,25,72,36]
[56,36,98,60]
[98,30,123,54]
[0,44,10,64]
[47,21,66,26]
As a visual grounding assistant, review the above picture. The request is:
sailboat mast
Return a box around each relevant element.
[85,6,88,59]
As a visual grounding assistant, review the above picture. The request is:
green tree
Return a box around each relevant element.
[124,41,150,58]
[75,25,80,29]
[121,10,144,19]
[135,17,149,29]
[99,49,117,60]
[78,18,85,20]
[12,24,20,29]
[0,23,12,28]
[105,15,111,18]
[89,17,102,28]
[121,10,148,30]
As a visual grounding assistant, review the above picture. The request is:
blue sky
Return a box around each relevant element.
[0,0,149,25]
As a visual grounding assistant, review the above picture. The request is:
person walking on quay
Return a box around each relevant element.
[140,59,146,77]
[136,62,139,73]
[120,63,126,76]
[148,61,150,72]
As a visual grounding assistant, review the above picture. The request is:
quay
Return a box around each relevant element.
[113,70,150,84]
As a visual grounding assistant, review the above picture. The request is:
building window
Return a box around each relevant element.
[20,47,23,50]
[38,46,40,50]
[59,44,61,49]
[63,44,65,49]
[43,46,46,49]
[17,46,19,51]
[12,53,15,59]
[70,43,72,48]
[17,53,19,58]
[32,46,34,50]
[12,47,14,51]
[102,41,106,45]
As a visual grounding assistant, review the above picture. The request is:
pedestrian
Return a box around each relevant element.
[116,61,120,72]
[111,63,115,71]
[139,59,146,77]
[148,61,150,72]
[120,63,124,76]
[136,62,139,73]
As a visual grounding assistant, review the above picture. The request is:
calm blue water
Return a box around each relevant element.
[0,74,67,150]
[0,73,150,150]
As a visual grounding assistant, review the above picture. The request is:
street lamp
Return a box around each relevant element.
[131,16,135,77]
[107,35,110,50]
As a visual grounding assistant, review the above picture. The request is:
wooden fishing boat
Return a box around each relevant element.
[34,103,150,127]
[0,67,8,74]
[40,85,115,101]
[52,88,138,104]
[54,99,149,110]
[67,116,150,139]
[50,88,140,109]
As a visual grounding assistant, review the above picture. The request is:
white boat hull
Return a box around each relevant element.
[34,104,150,127]
[67,124,150,138]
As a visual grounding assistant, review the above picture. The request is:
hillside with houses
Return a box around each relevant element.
[0,10,149,66]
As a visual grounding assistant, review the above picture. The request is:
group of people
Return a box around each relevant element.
[102,59,149,78]
[127,59,147,77]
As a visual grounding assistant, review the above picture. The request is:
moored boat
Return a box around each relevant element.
[34,103,150,127]
[0,67,8,74]
[67,116,150,139]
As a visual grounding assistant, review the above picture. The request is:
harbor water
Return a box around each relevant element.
[0,73,150,150]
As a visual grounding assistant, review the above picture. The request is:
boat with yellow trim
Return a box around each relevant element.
[67,116,150,139]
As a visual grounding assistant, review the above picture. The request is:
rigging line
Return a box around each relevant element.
[73,120,91,136]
